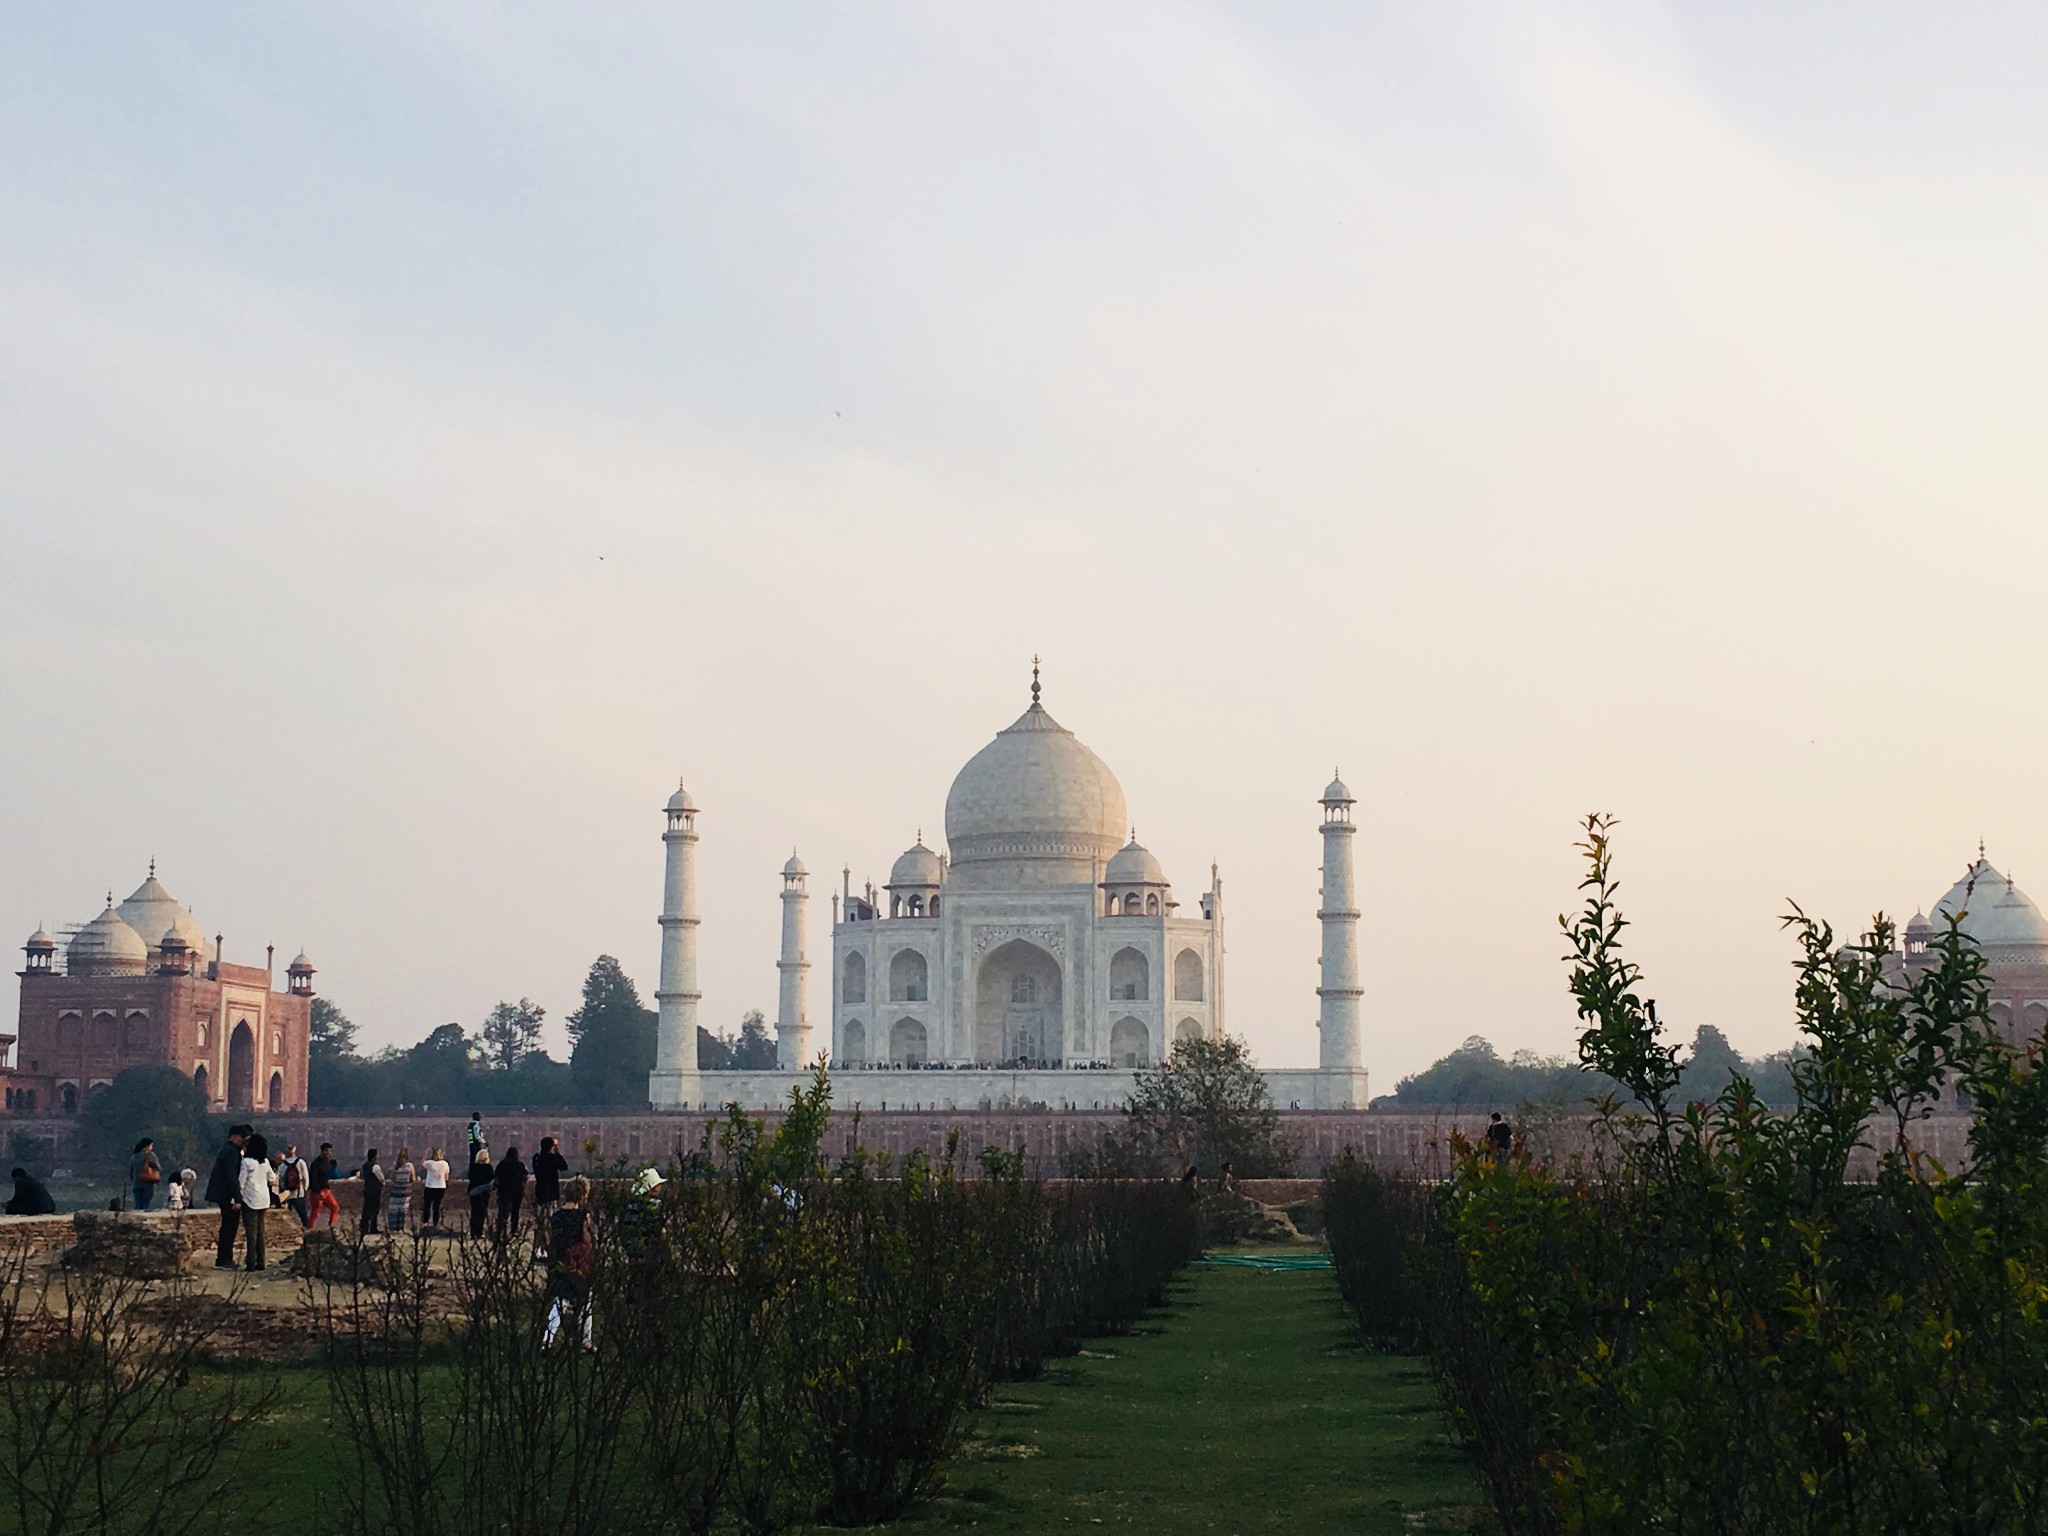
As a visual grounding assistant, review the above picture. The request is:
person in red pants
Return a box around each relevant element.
[306,1142,343,1230]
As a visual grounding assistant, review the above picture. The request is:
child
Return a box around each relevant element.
[167,1168,196,1212]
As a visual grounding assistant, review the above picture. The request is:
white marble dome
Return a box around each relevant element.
[68,901,148,975]
[943,697,1128,886]
[1931,860,2048,951]
[117,873,208,959]
[1104,836,1167,887]
[666,781,696,813]
[889,839,944,888]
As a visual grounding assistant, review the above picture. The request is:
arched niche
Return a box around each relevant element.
[891,1017,928,1066]
[889,948,929,1003]
[1110,1016,1149,1068]
[975,939,1063,1065]
[1109,947,1149,1002]
[1174,948,1204,1002]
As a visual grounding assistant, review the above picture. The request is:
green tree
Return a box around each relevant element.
[1677,1023,1746,1098]
[567,955,657,1105]
[309,996,358,1061]
[480,997,546,1071]
[731,1008,777,1070]
[697,1026,735,1070]
[80,1065,211,1180]
[1123,1035,1298,1178]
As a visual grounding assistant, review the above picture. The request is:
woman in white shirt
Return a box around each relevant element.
[421,1146,451,1227]
[237,1133,274,1272]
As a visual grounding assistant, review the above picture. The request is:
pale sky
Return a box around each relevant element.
[6,4,2048,1088]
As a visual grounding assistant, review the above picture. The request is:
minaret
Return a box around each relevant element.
[776,852,812,1069]
[649,779,703,1108]
[1316,771,1368,1106]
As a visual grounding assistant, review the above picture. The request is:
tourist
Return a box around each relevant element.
[421,1145,450,1226]
[239,1132,273,1272]
[1486,1112,1513,1159]
[543,1176,595,1350]
[279,1144,311,1227]
[467,1111,486,1160]
[4,1167,55,1216]
[129,1137,162,1211]
[307,1142,342,1230]
[387,1148,415,1233]
[466,1145,494,1240]
[493,1145,528,1242]
[167,1168,195,1212]
[531,1136,568,1244]
[206,1124,251,1269]
[359,1148,386,1236]
[1220,1160,1236,1193]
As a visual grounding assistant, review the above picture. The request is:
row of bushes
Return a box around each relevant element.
[0,1070,1202,1536]
[320,1081,1198,1534]
[1325,818,2048,1535]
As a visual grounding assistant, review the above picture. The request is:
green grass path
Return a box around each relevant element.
[904,1250,1489,1535]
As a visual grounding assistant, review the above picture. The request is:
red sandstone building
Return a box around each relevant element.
[9,870,313,1115]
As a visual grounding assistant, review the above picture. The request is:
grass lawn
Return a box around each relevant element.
[904,1247,1490,1535]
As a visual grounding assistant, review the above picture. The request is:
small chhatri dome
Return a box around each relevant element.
[889,837,944,889]
[783,851,807,877]
[68,899,148,976]
[666,779,697,813]
[1104,832,1167,887]
[288,950,315,972]
[1322,770,1354,804]
[1905,911,1932,933]
[24,925,54,951]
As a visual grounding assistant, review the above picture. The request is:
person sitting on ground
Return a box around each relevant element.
[420,1146,450,1227]
[466,1145,494,1240]
[207,1125,251,1270]
[1486,1111,1514,1158]
[307,1143,341,1230]
[129,1137,163,1211]
[238,1132,273,1273]
[4,1167,55,1216]
[493,1145,529,1242]
[358,1148,386,1236]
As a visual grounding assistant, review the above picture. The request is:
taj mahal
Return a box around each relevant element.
[646,667,1371,1112]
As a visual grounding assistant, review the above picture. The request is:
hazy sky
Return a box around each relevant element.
[6,4,2048,1087]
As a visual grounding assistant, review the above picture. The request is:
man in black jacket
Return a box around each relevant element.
[4,1168,55,1215]
[206,1125,251,1270]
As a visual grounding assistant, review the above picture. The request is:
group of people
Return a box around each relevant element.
[203,1112,576,1272]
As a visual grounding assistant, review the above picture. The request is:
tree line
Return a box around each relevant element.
[1379,1023,1806,1109]
[309,955,780,1109]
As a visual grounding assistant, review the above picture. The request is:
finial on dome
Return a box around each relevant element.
[1981,837,1988,861]
[1031,654,1041,707]
[148,856,156,878]
[105,890,113,907]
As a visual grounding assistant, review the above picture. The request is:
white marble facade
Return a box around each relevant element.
[649,668,1368,1112]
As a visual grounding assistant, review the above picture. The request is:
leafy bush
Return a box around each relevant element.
[1322,1150,1428,1352]
[1413,816,2048,1535]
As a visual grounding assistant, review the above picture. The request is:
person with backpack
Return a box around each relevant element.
[358,1148,386,1236]
[128,1137,162,1211]
[279,1145,310,1227]
[543,1176,595,1350]
[306,1143,341,1230]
